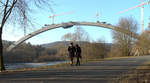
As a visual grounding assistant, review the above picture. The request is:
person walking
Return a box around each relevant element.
[75,44,82,66]
[68,42,75,66]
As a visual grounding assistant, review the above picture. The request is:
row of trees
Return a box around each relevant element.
[60,27,111,61]
[3,42,65,63]
[1,26,111,67]
[109,17,150,57]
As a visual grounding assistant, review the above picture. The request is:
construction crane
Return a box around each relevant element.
[91,12,100,22]
[119,0,150,33]
[96,12,100,22]
[49,11,74,24]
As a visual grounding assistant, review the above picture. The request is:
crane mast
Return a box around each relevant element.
[141,0,144,32]
[119,0,150,33]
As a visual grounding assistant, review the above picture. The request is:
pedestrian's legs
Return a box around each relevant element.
[78,57,80,66]
[70,57,73,66]
[76,57,80,66]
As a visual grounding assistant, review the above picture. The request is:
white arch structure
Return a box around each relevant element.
[7,21,140,51]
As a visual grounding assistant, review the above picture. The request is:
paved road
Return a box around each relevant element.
[0,56,150,83]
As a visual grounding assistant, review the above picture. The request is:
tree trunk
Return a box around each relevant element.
[0,29,5,71]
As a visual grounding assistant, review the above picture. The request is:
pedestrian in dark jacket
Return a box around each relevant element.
[68,42,75,65]
[75,44,82,66]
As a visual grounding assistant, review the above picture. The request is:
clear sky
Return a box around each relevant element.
[2,0,150,44]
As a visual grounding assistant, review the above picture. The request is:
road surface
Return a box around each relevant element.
[0,56,150,83]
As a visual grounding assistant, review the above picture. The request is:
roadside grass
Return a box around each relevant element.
[3,62,71,73]
[113,60,150,83]
[1,56,136,73]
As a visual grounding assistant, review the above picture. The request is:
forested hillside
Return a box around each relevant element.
[3,40,112,63]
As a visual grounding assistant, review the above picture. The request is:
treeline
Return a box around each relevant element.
[3,40,112,63]
[109,17,150,57]
[3,41,65,63]
[57,42,111,61]
[60,27,112,61]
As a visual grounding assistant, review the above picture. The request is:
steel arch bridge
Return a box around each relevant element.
[7,21,140,51]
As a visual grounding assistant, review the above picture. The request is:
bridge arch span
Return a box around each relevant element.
[7,21,139,51]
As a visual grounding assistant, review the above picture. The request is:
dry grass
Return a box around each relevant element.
[113,60,150,83]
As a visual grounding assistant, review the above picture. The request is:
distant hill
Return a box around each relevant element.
[41,41,112,48]
[41,41,89,48]
[41,41,70,48]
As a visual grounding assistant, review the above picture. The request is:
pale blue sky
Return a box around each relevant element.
[3,0,150,44]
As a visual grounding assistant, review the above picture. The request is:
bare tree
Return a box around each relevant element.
[0,0,53,71]
[111,17,138,56]
[61,33,73,41]
[131,29,150,56]
[61,27,90,42]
